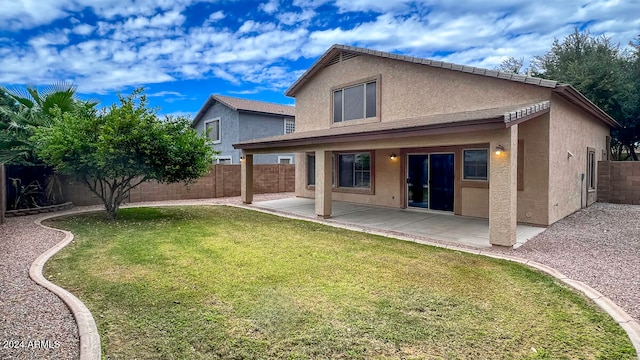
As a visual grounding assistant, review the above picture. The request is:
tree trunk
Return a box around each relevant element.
[629,144,639,161]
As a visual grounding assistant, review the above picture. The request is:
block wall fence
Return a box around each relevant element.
[597,161,640,205]
[61,164,295,206]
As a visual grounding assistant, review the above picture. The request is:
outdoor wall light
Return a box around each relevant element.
[495,145,505,155]
[240,156,245,161]
[390,153,397,160]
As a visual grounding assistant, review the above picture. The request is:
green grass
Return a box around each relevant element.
[44,206,635,359]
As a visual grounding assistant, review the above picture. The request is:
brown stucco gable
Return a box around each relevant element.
[285,44,617,129]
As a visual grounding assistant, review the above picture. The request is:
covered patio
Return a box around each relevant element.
[251,197,546,249]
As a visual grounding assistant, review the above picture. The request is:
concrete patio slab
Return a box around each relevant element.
[253,197,546,249]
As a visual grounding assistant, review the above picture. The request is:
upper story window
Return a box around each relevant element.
[284,118,295,134]
[204,118,221,144]
[333,81,377,123]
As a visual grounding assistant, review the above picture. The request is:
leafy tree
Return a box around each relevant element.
[533,29,639,160]
[495,57,527,74]
[0,81,86,165]
[33,88,216,219]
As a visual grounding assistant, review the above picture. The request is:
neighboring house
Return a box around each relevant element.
[192,95,296,164]
[234,44,618,247]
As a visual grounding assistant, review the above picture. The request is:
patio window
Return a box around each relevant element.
[338,152,371,188]
[587,148,596,190]
[463,149,488,181]
[204,118,221,144]
[307,154,316,186]
[333,81,376,123]
[307,153,336,187]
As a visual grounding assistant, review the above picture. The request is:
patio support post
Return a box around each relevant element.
[315,150,332,218]
[489,125,518,247]
[241,153,253,204]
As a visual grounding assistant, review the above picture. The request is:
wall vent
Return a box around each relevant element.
[324,51,361,68]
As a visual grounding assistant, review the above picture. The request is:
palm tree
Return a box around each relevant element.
[0,81,86,165]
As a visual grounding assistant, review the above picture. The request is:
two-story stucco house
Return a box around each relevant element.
[192,95,296,164]
[234,44,618,247]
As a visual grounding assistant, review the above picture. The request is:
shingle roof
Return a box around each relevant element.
[234,101,551,150]
[285,44,558,97]
[192,94,294,127]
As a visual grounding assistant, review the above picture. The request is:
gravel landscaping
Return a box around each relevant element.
[491,202,640,322]
[1,195,637,358]
[0,215,79,360]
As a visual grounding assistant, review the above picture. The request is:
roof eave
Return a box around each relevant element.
[285,44,343,97]
[190,95,217,128]
[234,116,506,151]
[553,85,620,128]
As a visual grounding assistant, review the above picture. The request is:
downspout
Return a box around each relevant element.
[580,173,585,208]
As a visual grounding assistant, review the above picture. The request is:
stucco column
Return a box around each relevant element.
[315,150,332,218]
[489,125,518,247]
[241,154,253,204]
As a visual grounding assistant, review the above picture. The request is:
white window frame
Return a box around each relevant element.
[284,118,295,134]
[204,117,221,144]
[278,156,293,164]
[462,148,489,181]
[215,156,232,165]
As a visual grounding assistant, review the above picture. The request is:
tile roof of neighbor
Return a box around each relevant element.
[234,101,552,150]
[192,94,294,127]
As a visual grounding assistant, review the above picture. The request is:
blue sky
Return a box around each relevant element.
[1,0,639,118]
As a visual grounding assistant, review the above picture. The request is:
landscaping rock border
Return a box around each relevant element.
[7,202,73,217]
[31,213,101,360]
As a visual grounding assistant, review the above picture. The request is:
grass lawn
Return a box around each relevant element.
[44,206,635,359]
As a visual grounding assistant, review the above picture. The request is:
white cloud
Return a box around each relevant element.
[72,24,95,35]
[238,20,277,34]
[147,90,184,97]
[0,0,70,30]
[276,10,315,25]
[332,0,413,13]
[206,10,225,24]
[1,0,638,97]
[260,0,280,14]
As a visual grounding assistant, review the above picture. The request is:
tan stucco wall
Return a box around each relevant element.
[294,55,550,132]
[516,114,550,225]
[295,130,501,211]
[460,187,489,218]
[287,53,610,228]
[547,93,610,224]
